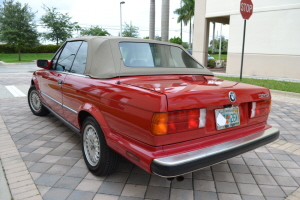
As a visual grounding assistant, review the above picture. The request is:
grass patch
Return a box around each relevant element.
[0,53,53,63]
[217,76,300,93]
[210,54,227,60]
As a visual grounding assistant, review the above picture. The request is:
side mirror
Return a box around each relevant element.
[37,59,50,69]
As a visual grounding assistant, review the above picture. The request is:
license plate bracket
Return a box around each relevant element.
[215,106,240,130]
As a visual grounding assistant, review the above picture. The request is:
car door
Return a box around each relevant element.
[39,41,83,117]
[62,41,88,128]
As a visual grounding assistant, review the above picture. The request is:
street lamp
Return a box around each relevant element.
[120,1,125,37]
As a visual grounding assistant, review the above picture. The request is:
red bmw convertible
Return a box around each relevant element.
[28,36,279,178]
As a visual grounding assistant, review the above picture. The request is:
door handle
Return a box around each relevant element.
[58,80,63,84]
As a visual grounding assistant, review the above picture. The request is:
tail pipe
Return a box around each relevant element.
[167,176,184,182]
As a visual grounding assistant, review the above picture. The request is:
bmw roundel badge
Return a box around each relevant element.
[229,91,236,102]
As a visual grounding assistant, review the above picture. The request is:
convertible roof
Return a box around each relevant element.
[66,36,213,79]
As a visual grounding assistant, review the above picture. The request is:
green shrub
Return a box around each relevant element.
[182,42,188,49]
[0,45,15,53]
[207,59,216,68]
[0,44,60,53]
[208,49,227,54]
[169,37,182,45]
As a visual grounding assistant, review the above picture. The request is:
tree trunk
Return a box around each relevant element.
[161,0,170,42]
[188,20,192,49]
[212,22,215,54]
[18,46,21,61]
[180,21,182,40]
[180,0,182,40]
[149,0,155,40]
[56,38,58,46]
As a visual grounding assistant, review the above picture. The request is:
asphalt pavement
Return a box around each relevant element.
[0,62,39,73]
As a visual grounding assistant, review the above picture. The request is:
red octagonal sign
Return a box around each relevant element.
[240,0,253,20]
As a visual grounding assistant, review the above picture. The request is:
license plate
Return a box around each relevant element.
[215,106,240,130]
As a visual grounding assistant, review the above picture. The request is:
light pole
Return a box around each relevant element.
[120,1,125,37]
[219,24,222,61]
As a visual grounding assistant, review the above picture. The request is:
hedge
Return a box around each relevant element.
[208,49,227,54]
[0,44,61,54]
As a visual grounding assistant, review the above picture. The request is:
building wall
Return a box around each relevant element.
[193,0,208,65]
[194,0,300,79]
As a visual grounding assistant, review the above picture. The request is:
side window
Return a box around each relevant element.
[51,47,63,70]
[69,42,88,74]
[55,41,82,72]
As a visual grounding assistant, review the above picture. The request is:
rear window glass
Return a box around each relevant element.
[119,42,203,69]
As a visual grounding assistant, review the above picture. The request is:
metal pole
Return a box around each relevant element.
[240,19,246,81]
[161,0,170,42]
[180,0,182,40]
[120,1,125,37]
[212,22,215,54]
[149,0,155,39]
[218,24,222,61]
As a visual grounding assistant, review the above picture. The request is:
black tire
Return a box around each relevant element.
[82,116,119,176]
[28,85,49,116]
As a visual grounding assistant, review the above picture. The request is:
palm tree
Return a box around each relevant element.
[174,0,194,48]
[149,0,155,40]
[161,0,170,42]
[180,0,183,40]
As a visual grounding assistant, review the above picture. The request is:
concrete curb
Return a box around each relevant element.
[270,89,300,99]
[0,159,11,200]
[271,90,300,105]
[214,72,300,83]
[0,61,36,65]
[0,115,42,200]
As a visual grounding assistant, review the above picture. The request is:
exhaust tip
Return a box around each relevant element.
[167,177,174,181]
[176,176,184,182]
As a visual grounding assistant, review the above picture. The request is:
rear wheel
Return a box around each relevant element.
[28,85,49,116]
[82,116,119,176]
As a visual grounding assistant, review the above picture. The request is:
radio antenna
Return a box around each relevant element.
[117,57,122,84]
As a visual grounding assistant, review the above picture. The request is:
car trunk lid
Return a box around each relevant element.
[122,75,270,110]
[122,75,271,144]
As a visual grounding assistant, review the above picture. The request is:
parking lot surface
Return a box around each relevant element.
[0,70,300,200]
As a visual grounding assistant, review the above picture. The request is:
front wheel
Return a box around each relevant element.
[28,85,49,116]
[82,116,119,176]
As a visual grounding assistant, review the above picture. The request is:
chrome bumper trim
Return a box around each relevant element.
[152,127,279,177]
[40,91,78,114]
[41,91,62,106]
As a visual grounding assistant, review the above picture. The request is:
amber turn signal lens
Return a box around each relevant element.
[151,113,168,135]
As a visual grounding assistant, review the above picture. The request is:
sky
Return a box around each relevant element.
[1,0,229,44]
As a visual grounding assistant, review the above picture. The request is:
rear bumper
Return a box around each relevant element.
[151,127,279,177]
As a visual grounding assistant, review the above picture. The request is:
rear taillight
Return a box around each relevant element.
[250,100,271,118]
[151,108,206,135]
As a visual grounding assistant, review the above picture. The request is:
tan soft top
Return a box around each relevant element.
[66,36,213,79]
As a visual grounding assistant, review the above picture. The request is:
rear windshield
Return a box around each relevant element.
[119,42,203,69]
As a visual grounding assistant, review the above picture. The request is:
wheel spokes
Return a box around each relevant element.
[30,91,41,112]
[84,125,101,166]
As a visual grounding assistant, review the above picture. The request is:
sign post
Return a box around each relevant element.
[239,0,253,81]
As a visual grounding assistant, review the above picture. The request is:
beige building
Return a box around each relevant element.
[193,0,300,79]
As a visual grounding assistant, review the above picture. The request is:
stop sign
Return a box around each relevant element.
[240,0,253,20]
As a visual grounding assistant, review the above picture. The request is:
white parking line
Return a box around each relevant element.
[5,85,26,97]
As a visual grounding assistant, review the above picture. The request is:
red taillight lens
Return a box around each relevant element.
[168,109,200,133]
[250,100,271,118]
[151,109,206,135]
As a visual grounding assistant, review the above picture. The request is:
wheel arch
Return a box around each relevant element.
[78,103,109,134]
[31,77,40,90]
